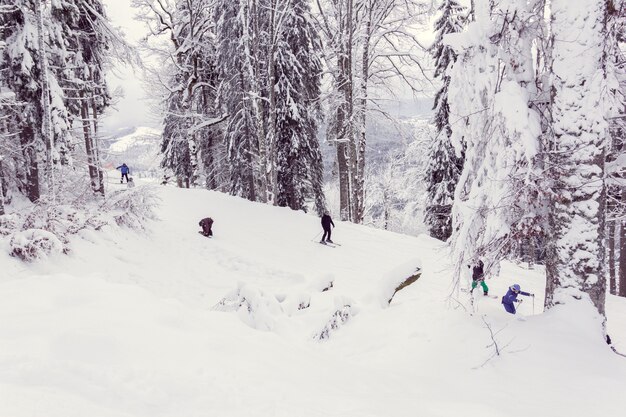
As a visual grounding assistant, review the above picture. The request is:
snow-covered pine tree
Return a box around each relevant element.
[447,1,542,284]
[214,0,264,201]
[424,0,465,241]
[544,0,610,315]
[273,0,326,213]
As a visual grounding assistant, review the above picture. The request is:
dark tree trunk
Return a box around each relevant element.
[80,95,100,194]
[0,157,5,216]
[90,92,105,196]
[20,125,40,202]
[609,220,617,295]
[336,0,354,221]
[620,216,626,297]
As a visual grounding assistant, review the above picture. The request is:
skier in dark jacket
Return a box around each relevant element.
[502,284,534,314]
[320,212,335,244]
[116,163,130,183]
[469,259,489,296]
[199,217,213,237]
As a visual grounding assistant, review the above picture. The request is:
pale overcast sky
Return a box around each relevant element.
[101,0,158,133]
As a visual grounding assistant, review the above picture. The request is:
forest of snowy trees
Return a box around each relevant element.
[1,0,625,325]
[131,0,432,219]
[0,0,134,204]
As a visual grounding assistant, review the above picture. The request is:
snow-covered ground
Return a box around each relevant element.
[1,178,625,416]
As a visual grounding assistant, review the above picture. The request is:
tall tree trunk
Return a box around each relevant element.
[267,0,277,204]
[20,125,40,202]
[544,0,608,316]
[0,156,5,216]
[336,0,354,221]
[620,193,626,297]
[249,0,267,203]
[90,96,105,196]
[354,1,372,224]
[609,220,616,295]
[345,0,357,222]
[34,0,54,201]
[80,95,99,193]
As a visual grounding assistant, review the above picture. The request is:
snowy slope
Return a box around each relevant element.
[0,179,625,417]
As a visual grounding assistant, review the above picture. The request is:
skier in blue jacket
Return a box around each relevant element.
[117,163,130,183]
[502,284,534,314]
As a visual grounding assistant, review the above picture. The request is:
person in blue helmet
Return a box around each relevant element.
[502,284,534,314]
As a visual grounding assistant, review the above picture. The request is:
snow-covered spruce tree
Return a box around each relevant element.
[273,0,326,213]
[544,0,610,316]
[214,0,264,201]
[424,0,465,241]
[447,1,543,285]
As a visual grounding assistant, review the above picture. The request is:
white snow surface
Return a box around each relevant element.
[1,181,625,416]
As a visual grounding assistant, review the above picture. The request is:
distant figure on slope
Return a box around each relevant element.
[127,177,135,189]
[469,259,489,296]
[501,284,534,314]
[199,217,213,237]
[116,163,130,183]
[320,211,335,244]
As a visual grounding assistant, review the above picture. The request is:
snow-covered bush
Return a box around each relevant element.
[9,229,64,261]
[213,284,284,331]
[0,214,19,236]
[314,296,356,341]
[102,186,160,230]
[21,204,80,247]
[1,185,160,261]
[315,304,352,341]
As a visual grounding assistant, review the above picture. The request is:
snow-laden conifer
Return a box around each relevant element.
[424,0,465,241]
[273,0,326,213]
[447,1,542,283]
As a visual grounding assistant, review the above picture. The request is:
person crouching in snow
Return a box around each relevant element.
[469,259,489,296]
[502,284,534,314]
[199,217,213,237]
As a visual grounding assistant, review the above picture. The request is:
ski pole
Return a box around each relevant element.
[311,231,322,242]
[532,295,535,315]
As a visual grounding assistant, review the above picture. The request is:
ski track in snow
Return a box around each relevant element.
[0,178,625,417]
